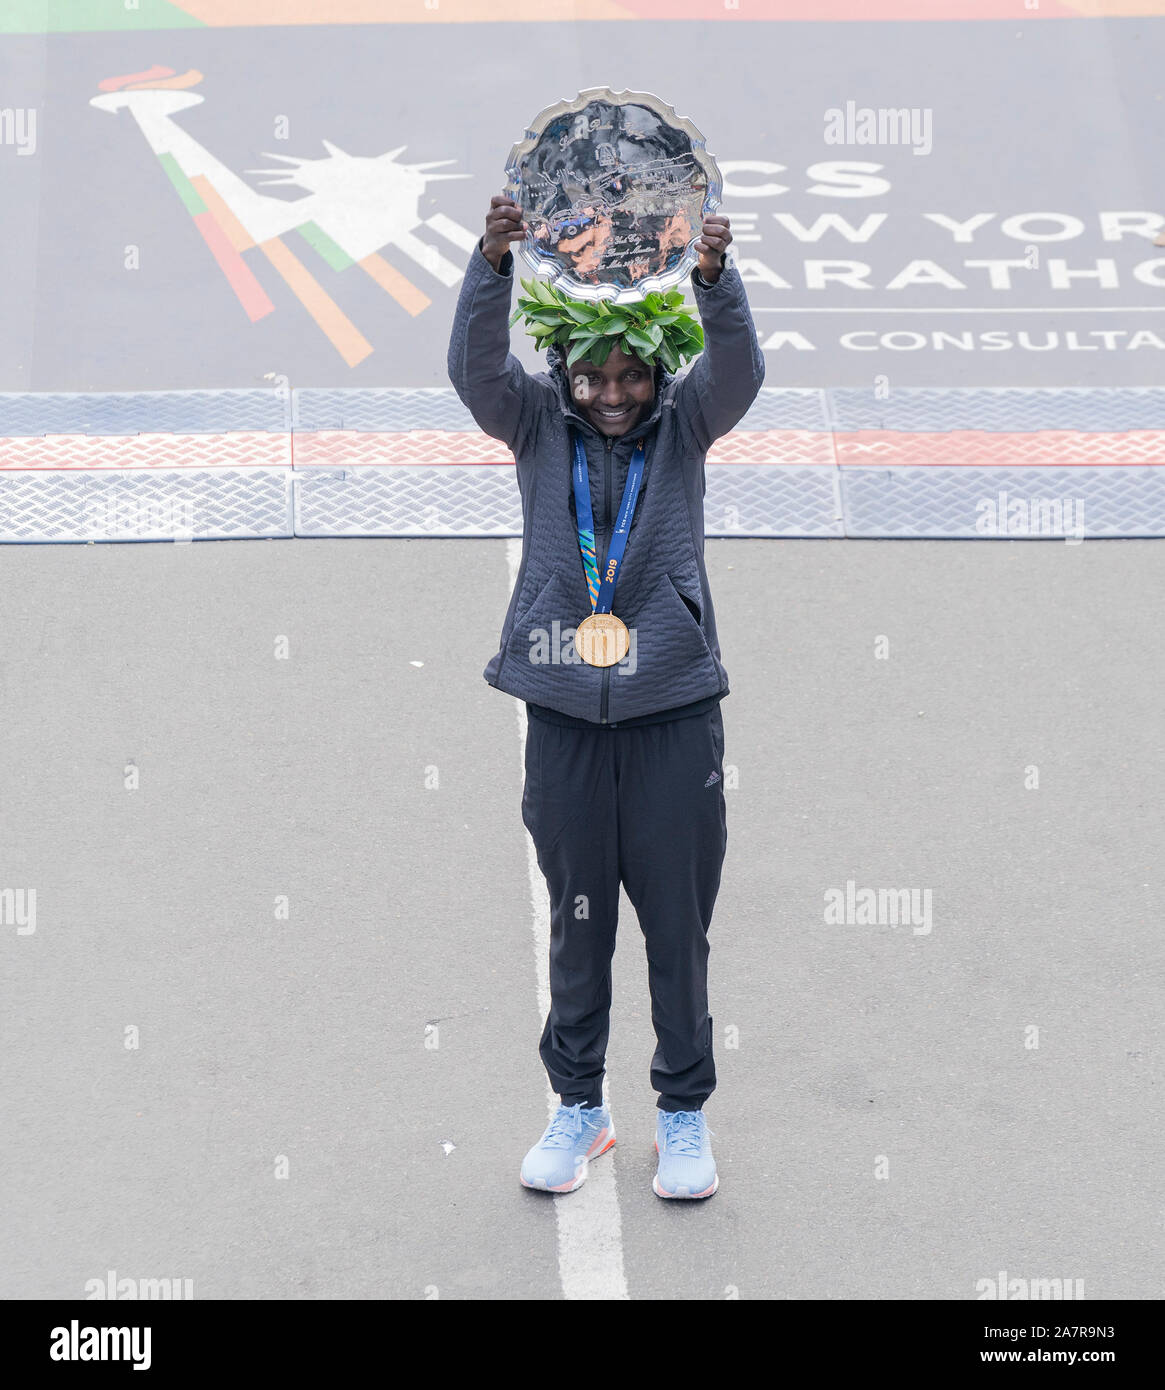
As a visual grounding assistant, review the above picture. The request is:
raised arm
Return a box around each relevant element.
[673,214,766,453]
[446,194,551,453]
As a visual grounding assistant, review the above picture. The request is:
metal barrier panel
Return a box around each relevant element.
[839,467,1165,539]
[0,388,1161,541]
[0,468,293,543]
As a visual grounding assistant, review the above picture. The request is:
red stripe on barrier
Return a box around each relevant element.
[834,430,1165,466]
[4,428,1164,471]
[0,433,290,470]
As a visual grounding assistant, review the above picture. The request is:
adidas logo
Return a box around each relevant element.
[704,770,721,787]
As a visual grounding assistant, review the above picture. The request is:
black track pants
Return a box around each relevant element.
[521,704,728,1112]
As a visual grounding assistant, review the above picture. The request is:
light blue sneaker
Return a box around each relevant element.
[653,1109,718,1199]
[520,1101,616,1193]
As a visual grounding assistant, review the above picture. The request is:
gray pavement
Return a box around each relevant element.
[2,535,1162,1299]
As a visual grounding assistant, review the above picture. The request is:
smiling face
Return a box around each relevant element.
[570,344,656,438]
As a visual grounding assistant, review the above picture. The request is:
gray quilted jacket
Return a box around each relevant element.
[447,236,765,724]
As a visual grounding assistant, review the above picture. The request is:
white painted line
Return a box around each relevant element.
[505,537,630,1302]
[424,211,479,254]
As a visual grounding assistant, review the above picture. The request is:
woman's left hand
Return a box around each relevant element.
[695,214,732,282]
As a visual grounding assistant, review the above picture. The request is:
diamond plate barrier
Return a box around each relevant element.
[291,386,829,435]
[709,431,835,466]
[731,389,829,431]
[833,431,1165,467]
[292,464,842,538]
[294,430,510,468]
[291,428,837,469]
[828,387,1165,434]
[0,469,293,543]
[0,432,292,470]
[705,466,843,537]
[293,465,521,536]
[2,388,1165,541]
[0,390,289,437]
[292,388,478,433]
[839,467,1165,538]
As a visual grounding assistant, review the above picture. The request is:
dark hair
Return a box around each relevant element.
[546,340,665,387]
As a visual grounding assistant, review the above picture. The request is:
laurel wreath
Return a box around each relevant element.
[508,276,704,374]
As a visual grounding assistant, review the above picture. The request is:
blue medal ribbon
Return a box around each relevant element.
[571,427,646,616]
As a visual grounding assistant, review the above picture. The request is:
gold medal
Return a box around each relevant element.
[575,612,630,668]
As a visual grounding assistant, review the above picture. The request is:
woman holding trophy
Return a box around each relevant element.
[447,91,765,1199]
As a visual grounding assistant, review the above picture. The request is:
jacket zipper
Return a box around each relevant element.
[600,434,613,724]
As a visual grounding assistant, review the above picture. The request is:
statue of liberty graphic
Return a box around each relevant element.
[91,64,473,366]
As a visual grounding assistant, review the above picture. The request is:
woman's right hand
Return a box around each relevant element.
[482,193,528,269]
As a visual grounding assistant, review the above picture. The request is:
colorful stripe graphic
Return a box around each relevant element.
[577,526,601,605]
[88,70,447,364]
[358,254,432,317]
[257,238,374,367]
[155,158,275,322]
[296,221,354,272]
[9,0,1165,32]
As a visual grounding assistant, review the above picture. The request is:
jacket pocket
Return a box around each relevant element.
[491,570,554,687]
[607,571,721,721]
[500,569,604,711]
[666,569,704,628]
[512,570,555,636]
[506,569,569,667]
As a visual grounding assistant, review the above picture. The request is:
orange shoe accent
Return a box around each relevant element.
[585,1126,614,1158]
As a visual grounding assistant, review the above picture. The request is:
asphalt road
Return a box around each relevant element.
[2,534,1162,1299]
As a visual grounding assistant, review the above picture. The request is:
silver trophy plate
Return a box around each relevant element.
[504,87,722,304]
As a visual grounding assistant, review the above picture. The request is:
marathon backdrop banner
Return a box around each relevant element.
[2,1,1163,391]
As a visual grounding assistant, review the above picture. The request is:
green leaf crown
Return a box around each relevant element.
[508,276,704,375]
